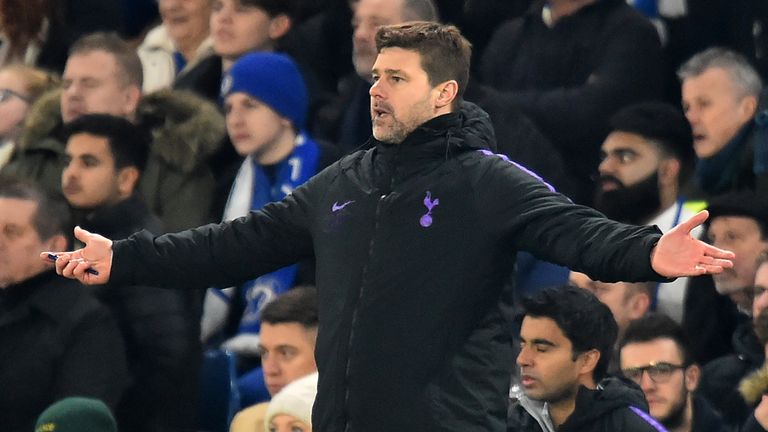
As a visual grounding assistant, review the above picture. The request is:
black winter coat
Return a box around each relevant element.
[110,103,667,431]
[0,272,128,432]
[472,0,664,203]
[699,320,765,429]
[508,378,665,431]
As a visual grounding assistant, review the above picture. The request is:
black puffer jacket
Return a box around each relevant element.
[111,102,666,431]
[508,378,665,431]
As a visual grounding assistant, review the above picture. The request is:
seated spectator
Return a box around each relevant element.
[698,193,768,427]
[0,64,60,170]
[0,176,127,432]
[61,114,203,432]
[740,251,768,431]
[594,102,699,321]
[264,372,318,432]
[619,313,726,432]
[509,285,662,431]
[229,287,318,432]
[1,32,226,233]
[705,191,768,313]
[572,274,653,374]
[201,53,336,359]
[138,0,215,93]
[679,47,765,198]
[35,397,117,432]
[0,0,125,73]
[314,0,438,154]
[174,0,297,102]
[468,0,665,204]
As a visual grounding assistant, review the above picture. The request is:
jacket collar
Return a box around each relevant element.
[76,194,161,240]
[0,271,63,326]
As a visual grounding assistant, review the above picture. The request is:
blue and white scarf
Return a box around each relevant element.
[212,132,320,351]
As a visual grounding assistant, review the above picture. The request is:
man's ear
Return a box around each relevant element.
[268,14,292,40]
[628,290,651,320]
[685,363,701,392]
[578,349,601,376]
[123,85,142,117]
[117,166,140,198]
[738,94,758,121]
[434,80,458,110]
[658,158,680,188]
[46,233,68,252]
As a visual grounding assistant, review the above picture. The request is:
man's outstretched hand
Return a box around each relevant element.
[40,226,113,285]
[651,210,735,277]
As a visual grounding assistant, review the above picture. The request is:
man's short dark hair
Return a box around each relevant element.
[618,312,694,366]
[609,102,695,186]
[240,0,297,19]
[521,285,618,381]
[261,286,318,329]
[63,114,151,173]
[69,32,143,88]
[376,21,472,101]
[0,176,71,241]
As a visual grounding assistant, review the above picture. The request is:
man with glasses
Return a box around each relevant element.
[619,313,726,432]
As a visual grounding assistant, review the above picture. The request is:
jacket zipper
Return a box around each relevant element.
[342,145,401,431]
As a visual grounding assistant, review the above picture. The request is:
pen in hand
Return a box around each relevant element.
[47,253,100,276]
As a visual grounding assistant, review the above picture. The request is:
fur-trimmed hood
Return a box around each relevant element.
[19,88,225,174]
[739,362,768,405]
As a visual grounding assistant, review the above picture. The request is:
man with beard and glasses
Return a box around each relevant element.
[594,101,698,324]
[619,313,726,432]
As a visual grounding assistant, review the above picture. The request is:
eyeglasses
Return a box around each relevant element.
[621,362,686,384]
[0,88,30,104]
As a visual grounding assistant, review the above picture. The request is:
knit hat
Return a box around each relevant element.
[609,101,695,166]
[35,397,117,432]
[221,52,308,129]
[264,372,318,429]
[707,190,768,230]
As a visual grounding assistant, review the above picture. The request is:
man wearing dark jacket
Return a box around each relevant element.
[60,114,202,432]
[467,0,665,204]
[510,286,664,431]
[0,177,127,432]
[49,22,734,432]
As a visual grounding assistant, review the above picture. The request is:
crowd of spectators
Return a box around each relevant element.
[1,0,768,431]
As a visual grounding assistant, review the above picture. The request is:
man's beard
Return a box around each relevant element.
[594,172,662,224]
[659,391,689,430]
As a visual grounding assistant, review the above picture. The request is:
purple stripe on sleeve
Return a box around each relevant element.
[629,406,668,431]
[477,149,556,192]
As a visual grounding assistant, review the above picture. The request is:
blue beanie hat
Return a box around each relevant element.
[221,52,308,129]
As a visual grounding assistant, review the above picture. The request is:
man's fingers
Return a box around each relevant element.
[696,264,725,275]
[702,243,736,261]
[677,210,709,233]
[73,226,92,244]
